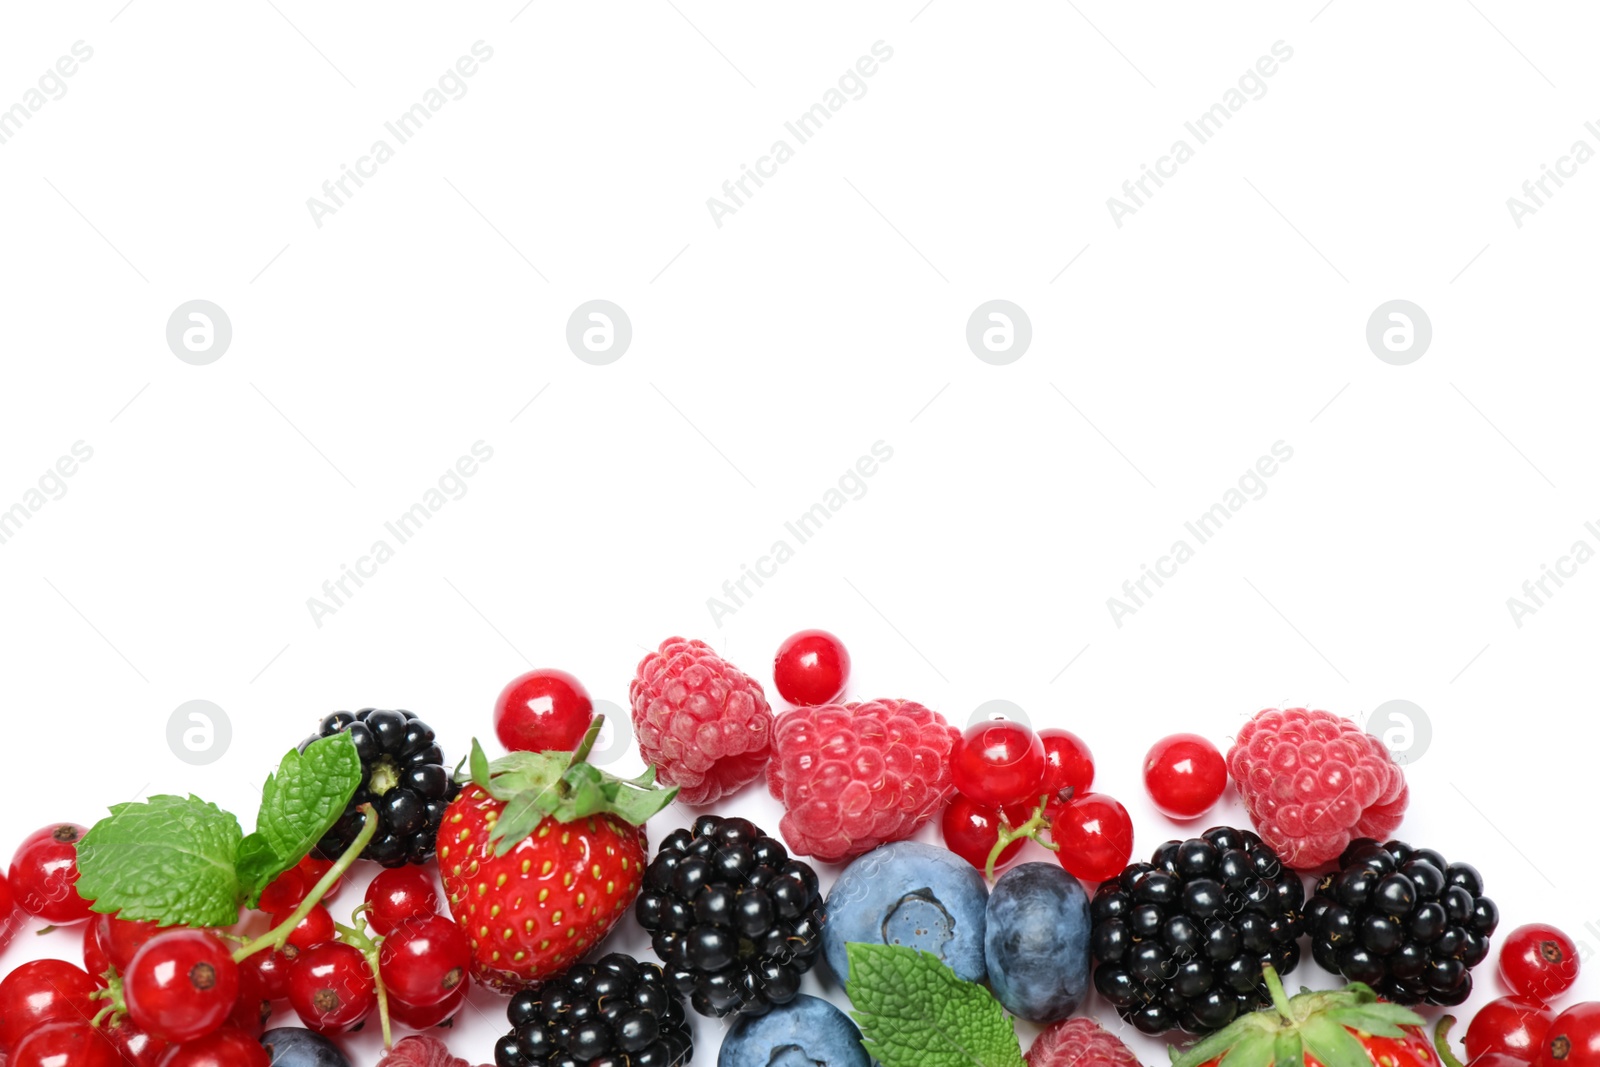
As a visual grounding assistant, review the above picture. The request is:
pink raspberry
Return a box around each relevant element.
[380,1034,489,1067]
[1227,707,1409,869]
[767,698,958,864]
[1027,1017,1144,1067]
[630,637,774,806]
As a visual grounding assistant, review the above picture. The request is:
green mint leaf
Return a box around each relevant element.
[234,832,280,902]
[76,795,244,928]
[846,943,1025,1067]
[245,733,361,896]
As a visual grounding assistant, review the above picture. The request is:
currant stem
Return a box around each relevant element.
[334,915,393,1049]
[982,795,1059,881]
[232,803,378,964]
[1434,1016,1467,1067]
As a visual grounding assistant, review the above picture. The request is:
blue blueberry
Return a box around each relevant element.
[717,993,871,1067]
[823,840,988,986]
[261,1028,351,1067]
[984,861,1091,1023]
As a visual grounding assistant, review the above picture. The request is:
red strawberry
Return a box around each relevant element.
[436,717,676,993]
[1173,966,1442,1067]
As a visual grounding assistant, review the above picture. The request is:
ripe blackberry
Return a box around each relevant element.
[635,815,824,1018]
[493,953,692,1067]
[1090,826,1305,1036]
[1306,837,1497,1006]
[304,709,458,868]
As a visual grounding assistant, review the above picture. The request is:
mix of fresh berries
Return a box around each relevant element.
[1091,827,1305,1035]
[636,815,824,1018]
[1227,707,1410,869]
[1307,837,1497,1006]
[0,629,1589,1067]
[492,953,692,1067]
[307,709,459,868]
[768,697,958,863]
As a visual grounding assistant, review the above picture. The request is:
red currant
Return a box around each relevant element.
[0,959,102,1054]
[227,960,271,1039]
[275,903,335,951]
[493,668,595,753]
[941,794,1027,874]
[1038,729,1094,809]
[365,866,440,935]
[11,1020,121,1067]
[257,866,309,915]
[124,929,240,1044]
[0,870,20,953]
[295,853,342,896]
[389,983,465,1029]
[773,629,851,706]
[952,720,1047,808]
[1500,923,1581,1004]
[155,1025,271,1067]
[287,941,376,1035]
[83,915,111,977]
[1539,1002,1600,1067]
[241,947,291,1001]
[1142,733,1227,820]
[101,913,165,972]
[379,913,471,1008]
[1468,996,1556,1062]
[9,823,93,924]
[1050,792,1135,883]
[102,1016,170,1066]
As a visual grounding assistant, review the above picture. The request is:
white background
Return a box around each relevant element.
[2,2,1598,1064]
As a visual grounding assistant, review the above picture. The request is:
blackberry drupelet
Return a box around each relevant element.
[635,815,824,1018]
[1090,826,1305,1036]
[1306,837,1497,1006]
[304,709,458,868]
[493,953,692,1067]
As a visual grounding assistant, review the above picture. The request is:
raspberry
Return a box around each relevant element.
[383,1034,488,1067]
[630,637,774,806]
[1027,1017,1143,1067]
[766,698,958,863]
[1227,708,1408,869]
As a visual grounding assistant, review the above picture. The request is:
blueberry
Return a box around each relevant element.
[983,863,1090,1023]
[262,1028,351,1067]
[716,994,871,1067]
[823,841,988,986]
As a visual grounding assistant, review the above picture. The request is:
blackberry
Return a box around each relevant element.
[303,709,458,868]
[1089,826,1305,1036]
[1306,837,1496,1006]
[635,814,824,1018]
[493,953,692,1067]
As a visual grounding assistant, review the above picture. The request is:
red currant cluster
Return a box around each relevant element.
[1440,923,1595,1067]
[0,820,474,1066]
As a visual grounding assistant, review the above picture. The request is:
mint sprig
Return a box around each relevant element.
[76,733,361,928]
[846,943,1026,1067]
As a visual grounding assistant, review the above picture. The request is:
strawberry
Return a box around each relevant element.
[436,717,676,993]
[1173,966,1443,1067]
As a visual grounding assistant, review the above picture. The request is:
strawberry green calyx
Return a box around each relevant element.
[1170,966,1429,1067]
[467,715,679,857]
